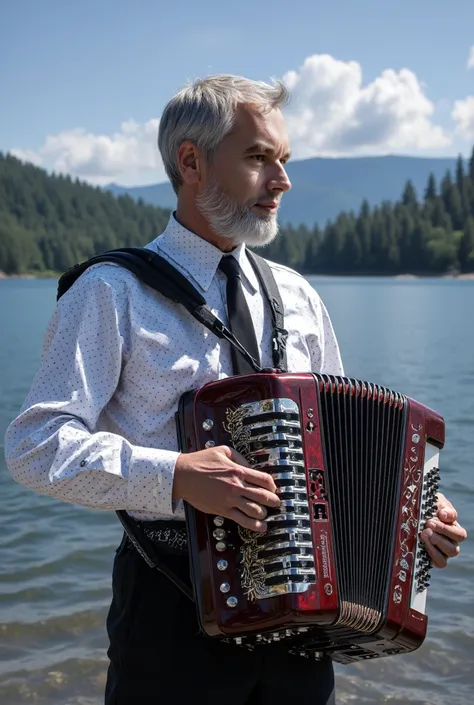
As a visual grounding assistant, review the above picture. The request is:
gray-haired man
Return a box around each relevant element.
[5,74,466,704]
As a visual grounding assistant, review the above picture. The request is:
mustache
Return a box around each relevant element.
[254,195,282,206]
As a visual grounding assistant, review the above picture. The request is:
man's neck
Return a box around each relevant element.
[174,206,236,253]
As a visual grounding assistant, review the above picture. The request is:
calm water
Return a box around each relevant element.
[0,276,473,705]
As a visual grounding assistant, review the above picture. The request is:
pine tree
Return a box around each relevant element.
[441,174,464,230]
[458,216,474,273]
[455,155,465,192]
[402,180,418,208]
[469,146,474,182]
[424,173,437,201]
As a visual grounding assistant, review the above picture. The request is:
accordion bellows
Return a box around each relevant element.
[176,373,444,664]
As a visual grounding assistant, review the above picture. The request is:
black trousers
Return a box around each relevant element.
[105,537,336,704]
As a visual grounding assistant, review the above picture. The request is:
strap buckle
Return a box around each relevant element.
[272,327,288,369]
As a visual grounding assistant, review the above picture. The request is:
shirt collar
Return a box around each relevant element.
[148,213,259,294]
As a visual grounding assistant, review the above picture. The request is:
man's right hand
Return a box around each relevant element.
[172,445,281,532]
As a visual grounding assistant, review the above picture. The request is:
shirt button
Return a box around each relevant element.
[80,460,86,467]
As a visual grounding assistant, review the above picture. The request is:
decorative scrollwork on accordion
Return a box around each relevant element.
[224,404,268,601]
[223,398,316,602]
[223,404,252,459]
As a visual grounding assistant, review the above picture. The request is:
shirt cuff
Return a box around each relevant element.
[127,445,181,517]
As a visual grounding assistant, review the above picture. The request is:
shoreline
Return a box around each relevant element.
[0,272,60,280]
[2,271,474,281]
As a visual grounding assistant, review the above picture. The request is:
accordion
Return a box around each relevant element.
[176,372,444,664]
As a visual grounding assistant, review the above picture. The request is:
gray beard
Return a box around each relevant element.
[196,180,279,247]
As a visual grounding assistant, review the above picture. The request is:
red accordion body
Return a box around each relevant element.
[176,372,444,663]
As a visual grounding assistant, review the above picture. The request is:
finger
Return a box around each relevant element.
[236,499,267,520]
[422,528,460,558]
[420,532,449,568]
[436,493,457,522]
[242,467,277,493]
[227,508,267,533]
[240,484,281,508]
[425,519,467,544]
[223,446,251,468]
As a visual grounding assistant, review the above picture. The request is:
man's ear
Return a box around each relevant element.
[176,141,201,185]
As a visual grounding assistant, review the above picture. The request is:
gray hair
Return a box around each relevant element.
[157,74,289,193]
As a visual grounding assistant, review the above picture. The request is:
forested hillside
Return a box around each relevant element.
[0,153,170,275]
[1,148,474,276]
[262,146,474,276]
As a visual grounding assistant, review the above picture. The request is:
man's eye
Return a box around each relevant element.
[251,154,266,161]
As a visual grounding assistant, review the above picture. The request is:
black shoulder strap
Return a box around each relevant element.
[246,250,288,372]
[57,247,261,374]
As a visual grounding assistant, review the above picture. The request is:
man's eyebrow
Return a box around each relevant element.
[244,143,291,159]
[244,142,273,153]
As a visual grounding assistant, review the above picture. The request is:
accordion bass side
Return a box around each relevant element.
[176,373,445,664]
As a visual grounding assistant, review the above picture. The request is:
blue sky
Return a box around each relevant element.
[2,0,474,186]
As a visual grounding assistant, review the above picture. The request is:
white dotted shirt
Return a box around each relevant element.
[4,214,344,521]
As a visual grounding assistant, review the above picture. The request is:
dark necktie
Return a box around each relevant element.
[218,255,261,375]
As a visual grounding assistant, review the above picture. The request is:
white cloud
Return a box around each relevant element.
[467,46,474,70]
[10,52,464,184]
[10,148,44,167]
[11,118,165,186]
[281,54,450,159]
[452,96,474,140]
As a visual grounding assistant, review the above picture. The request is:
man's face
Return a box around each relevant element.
[196,104,292,247]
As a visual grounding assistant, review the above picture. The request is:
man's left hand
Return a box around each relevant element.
[420,492,467,568]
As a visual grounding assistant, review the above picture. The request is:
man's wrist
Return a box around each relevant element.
[172,452,188,502]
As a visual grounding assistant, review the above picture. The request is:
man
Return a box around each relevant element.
[4,74,466,704]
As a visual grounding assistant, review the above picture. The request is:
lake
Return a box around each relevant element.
[0,276,472,704]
